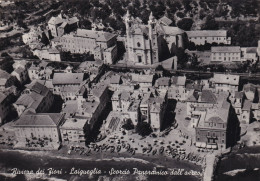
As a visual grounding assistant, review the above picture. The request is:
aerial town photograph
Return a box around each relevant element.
[0,0,259,180]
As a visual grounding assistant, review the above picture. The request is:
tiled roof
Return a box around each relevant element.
[61,117,87,130]
[242,99,252,111]
[211,46,240,53]
[131,74,154,83]
[53,73,84,85]
[76,29,116,42]
[158,25,184,35]
[157,77,170,87]
[110,75,121,84]
[234,91,244,99]
[200,90,217,104]
[120,91,131,101]
[92,83,107,98]
[186,90,199,102]
[171,76,186,86]
[159,16,173,26]
[186,30,227,37]
[62,100,78,114]
[26,81,50,97]
[213,74,240,86]
[246,47,257,54]
[15,113,64,126]
[203,101,230,126]
[48,16,63,25]
[243,83,256,92]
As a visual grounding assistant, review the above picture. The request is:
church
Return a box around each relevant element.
[125,11,184,65]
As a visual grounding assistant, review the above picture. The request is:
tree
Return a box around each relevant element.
[0,56,14,73]
[136,122,152,137]
[202,16,219,30]
[122,119,134,130]
[177,18,193,31]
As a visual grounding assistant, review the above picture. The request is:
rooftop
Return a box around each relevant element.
[76,29,116,42]
[186,30,227,37]
[61,117,87,130]
[53,73,84,85]
[159,16,173,26]
[14,113,64,127]
[211,46,241,53]
[213,73,240,86]
[200,90,217,104]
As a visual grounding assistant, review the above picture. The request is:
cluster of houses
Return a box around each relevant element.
[22,12,118,64]
[1,55,260,151]
[1,10,260,152]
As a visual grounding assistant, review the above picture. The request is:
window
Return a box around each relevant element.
[137,42,141,47]
[138,56,142,63]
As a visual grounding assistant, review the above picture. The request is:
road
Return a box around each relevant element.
[2,57,260,79]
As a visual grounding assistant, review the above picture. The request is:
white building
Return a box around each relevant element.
[211,46,241,62]
[211,74,240,93]
[186,30,231,45]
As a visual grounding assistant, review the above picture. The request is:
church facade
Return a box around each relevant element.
[125,11,184,65]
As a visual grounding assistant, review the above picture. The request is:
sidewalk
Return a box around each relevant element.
[203,154,216,181]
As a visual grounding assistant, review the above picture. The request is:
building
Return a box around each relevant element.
[33,47,61,62]
[77,59,104,82]
[186,90,218,116]
[168,76,187,101]
[130,73,154,88]
[211,46,241,62]
[13,112,65,150]
[211,74,240,93]
[140,91,167,131]
[52,29,117,64]
[195,101,231,149]
[13,60,29,70]
[243,83,257,102]
[241,47,259,62]
[60,117,87,145]
[125,11,184,65]
[14,81,54,116]
[48,13,79,37]
[186,30,231,45]
[0,69,17,91]
[52,72,86,100]
[11,67,29,85]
